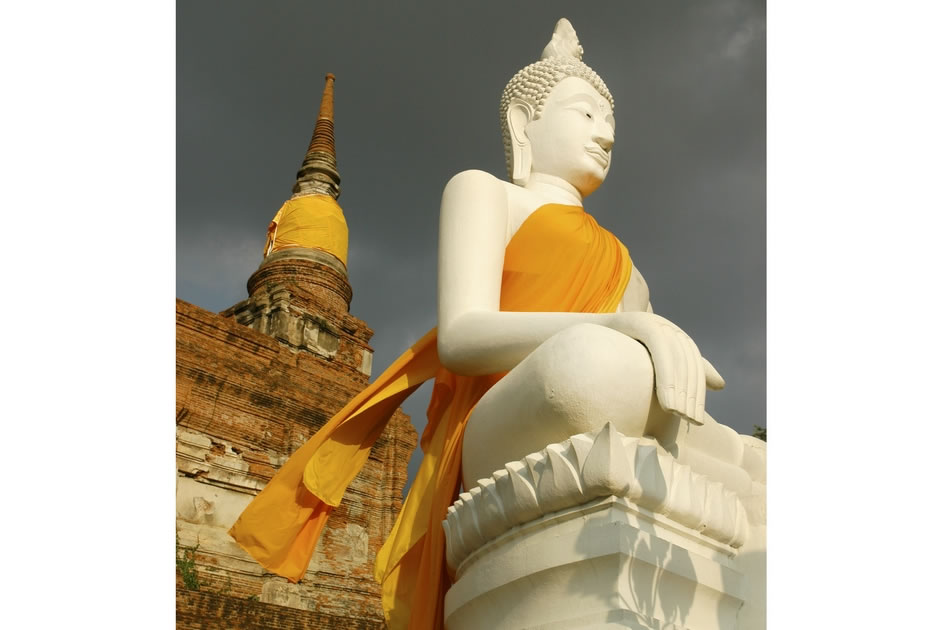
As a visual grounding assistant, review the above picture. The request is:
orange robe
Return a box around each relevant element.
[229,203,632,629]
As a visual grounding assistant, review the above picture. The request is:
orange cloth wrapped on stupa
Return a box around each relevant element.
[264,195,349,266]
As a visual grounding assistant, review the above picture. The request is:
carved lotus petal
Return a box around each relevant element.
[442,507,463,570]
[474,477,509,541]
[569,433,594,472]
[457,490,486,551]
[581,421,632,498]
[668,464,705,529]
[536,443,584,513]
[699,482,729,539]
[523,452,544,483]
[497,461,542,526]
[445,505,470,565]
[654,453,676,515]
[718,489,739,547]
[728,490,749,549]
[634,441,668,512]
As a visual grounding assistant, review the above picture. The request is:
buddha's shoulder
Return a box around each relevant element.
[446,169,531,193]
[444,169,507,193]
[442,170,518,216]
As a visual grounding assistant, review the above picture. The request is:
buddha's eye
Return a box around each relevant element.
[585,112,593,120]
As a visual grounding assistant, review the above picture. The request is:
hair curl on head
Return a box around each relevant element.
[499,56,614,179]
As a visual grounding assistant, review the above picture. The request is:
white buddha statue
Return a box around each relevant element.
[435,18,759,495]
[229,20,764,628]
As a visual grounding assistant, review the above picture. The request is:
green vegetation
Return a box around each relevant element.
[176,533,253,599]
[752,425,766,442]
[176,533,202,591]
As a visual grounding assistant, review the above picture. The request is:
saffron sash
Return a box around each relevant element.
[229,203,631,629]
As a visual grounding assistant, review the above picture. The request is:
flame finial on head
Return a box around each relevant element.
[541,18,584,61]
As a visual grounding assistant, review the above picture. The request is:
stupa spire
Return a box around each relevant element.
[293,73,341,200]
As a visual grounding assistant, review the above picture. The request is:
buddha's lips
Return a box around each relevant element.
[585,145,610,167]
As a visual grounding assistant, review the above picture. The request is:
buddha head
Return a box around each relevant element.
[500,18,615,197]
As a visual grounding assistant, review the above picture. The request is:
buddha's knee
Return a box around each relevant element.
[461,324,657,488]
[531,323,655,438]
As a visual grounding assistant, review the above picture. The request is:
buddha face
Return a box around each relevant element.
[524,76,616,197]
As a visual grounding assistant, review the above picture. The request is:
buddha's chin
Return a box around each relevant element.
[527,168,607,198]
[572,172,606,198]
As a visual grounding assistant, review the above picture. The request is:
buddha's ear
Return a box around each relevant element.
[507,99,533,186]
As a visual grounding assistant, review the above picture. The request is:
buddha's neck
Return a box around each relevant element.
[524,174,584,207]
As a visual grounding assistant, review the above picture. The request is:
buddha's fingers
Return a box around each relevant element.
[673,329,690,418]
[635,314,696,422]
[651,325,679,416]
[667,324,689,419]
[695,349,707,425]
[703,358,725,391]
[677,330,700,423]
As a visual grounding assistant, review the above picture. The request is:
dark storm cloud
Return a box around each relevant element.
[177,0,766,473]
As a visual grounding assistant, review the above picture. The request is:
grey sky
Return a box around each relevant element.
[177,0,766,483]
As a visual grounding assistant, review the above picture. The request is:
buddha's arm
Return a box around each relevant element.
[437,170,721,425]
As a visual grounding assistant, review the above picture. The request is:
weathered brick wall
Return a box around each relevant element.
[176,298,417,625]
[177,588,385,630]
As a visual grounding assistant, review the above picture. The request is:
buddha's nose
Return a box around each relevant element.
[593,123,614,152]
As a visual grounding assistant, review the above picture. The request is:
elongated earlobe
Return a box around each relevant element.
[508,101,533,186]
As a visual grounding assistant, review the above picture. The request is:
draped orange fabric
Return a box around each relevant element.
[229,203,631,629]
[264,195,350,265]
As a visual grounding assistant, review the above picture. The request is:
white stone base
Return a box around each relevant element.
[444,495,745,630]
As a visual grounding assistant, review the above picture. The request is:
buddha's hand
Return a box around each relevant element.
[610,312,724,426]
